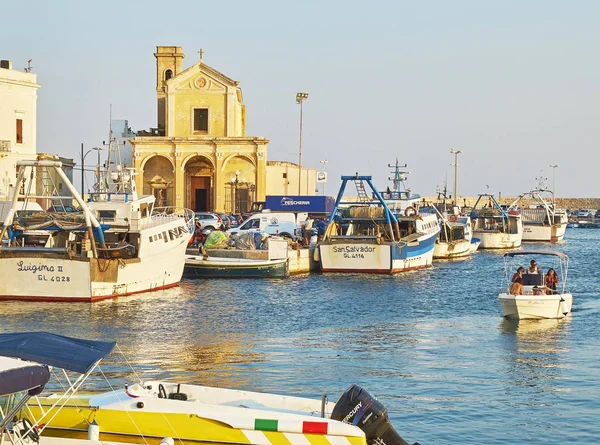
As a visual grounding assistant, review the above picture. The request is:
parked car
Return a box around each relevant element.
[194,212,224,230]
[595,209,600,219]
[229,211,307,240]
[216,213,231,230]
[227,214,240,228]
[47,204,81,213]
[576,209,592,218]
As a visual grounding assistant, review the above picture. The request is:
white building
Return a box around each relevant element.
[0,60,40,199]
[266,161,317,196]
[110,119,136,168]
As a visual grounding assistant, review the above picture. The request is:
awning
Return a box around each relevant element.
[0,332,116,374]
[503,250,568,259]
[0,356,50,395]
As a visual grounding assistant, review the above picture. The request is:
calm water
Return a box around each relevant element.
[1,229,599,444]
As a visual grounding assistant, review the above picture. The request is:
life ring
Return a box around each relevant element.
[449,214,458,222]
[405,206,417,217]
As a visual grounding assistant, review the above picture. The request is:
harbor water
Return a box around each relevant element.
[1,229,599,444]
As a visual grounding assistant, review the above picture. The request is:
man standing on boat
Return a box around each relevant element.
[526,259,541,274]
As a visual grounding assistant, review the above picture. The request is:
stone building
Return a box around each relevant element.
[130,46,269,213]
[0,59,40,199]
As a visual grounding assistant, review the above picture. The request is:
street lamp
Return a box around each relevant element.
[450,149,462,204]
[549,164,559,207]
[229,170,248,214]
[320,159,328,196]
[296,92,309,195]
[79,143,102,195]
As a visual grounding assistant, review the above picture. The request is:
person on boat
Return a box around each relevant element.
[510,276,523,295]
[511,266,524,283]
[316,218,327,241]
[545,268,559,295]
[526,259,541,274]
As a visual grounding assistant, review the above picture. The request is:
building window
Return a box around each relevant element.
[193,108,208,132]
[165,69,173,80]
[16,119,23,144]
[283,173,287,179]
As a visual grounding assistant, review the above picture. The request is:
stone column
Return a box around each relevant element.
[215,148,225,212]
[174,146,184,208]
[255,143,267,202]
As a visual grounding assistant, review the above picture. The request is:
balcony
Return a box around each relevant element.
[0,140,10,152]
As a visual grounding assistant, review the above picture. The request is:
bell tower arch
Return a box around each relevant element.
[154,46,185,135]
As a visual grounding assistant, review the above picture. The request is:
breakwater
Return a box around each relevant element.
[424,197,600,210]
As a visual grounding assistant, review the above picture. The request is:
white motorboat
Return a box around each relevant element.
[318,174,440,274]
[498,250,573,319]
[508,186,567,243]
[0,332,420,445]
[0,156,194,302]
[470,194,523,249]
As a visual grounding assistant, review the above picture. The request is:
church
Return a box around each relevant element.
[130,46,269,213]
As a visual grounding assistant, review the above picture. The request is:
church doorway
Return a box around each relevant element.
[142,156,174,206]
[185,156,214,211]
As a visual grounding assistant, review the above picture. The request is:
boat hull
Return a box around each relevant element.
[433,239,472,259]
[183,256,289,278]
[522,223,567,242]
[319,231,437,274]
[474,231,522,249]
[0,219,190,302]
[498,292,573,319]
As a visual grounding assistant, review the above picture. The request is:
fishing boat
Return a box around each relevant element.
[5,332,420,445]
[470,194,523,249]
[433,215,472,259]
[507,181,567,243]
[318,174,440,274]
[498,251,572,319]
[0,154,194,302]
[184,255,289,278]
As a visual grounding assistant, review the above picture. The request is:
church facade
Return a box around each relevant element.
[130,46,268,213]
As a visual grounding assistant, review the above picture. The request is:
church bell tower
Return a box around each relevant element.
[154,46,185,135]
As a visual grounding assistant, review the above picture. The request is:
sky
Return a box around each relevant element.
[1,0,599,197]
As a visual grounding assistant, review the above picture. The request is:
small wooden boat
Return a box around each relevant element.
[183,255,289,278]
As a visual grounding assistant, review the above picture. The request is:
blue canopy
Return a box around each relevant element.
[0,357,50,395]
[0,332,116,374]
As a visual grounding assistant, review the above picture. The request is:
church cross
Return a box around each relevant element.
[198,48,204,60]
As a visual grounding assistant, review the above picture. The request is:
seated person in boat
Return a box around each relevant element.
[511,266,524,284]
[545,268,559,294]
[526,259,541,274]
[510,277,523,295]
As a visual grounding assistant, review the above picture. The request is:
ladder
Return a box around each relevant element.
[354,179,371,203]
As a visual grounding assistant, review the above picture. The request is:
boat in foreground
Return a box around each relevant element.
[470,194,523,249]
[318,174,439,274]
[498,250,573,319]
[184,255,289,278]
[0,157,194,302]
[4,332,420,445]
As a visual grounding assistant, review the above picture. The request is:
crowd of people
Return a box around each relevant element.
[509,259,559,295]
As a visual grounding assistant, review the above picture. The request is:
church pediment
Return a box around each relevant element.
[169,62,237,93]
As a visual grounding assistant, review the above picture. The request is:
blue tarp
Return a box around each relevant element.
[0,361,50,395]
[0,332,116,374]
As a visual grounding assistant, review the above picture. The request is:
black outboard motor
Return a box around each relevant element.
[331,384,420,445]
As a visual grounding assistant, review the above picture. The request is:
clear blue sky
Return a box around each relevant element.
[2,0,598,197]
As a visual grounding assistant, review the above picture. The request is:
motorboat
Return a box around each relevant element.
[0,154,194,302]
[318,174,440,274]
[470,194,523,249]
[1,332,420,445]
[508,183,567,243]
[498,250,573,319]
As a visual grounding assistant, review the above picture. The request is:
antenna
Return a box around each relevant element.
[387,158,410,193]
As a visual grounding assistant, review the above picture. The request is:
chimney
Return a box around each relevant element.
[0,60,12,70]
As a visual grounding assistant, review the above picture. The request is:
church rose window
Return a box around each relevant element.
[194,108,208,132]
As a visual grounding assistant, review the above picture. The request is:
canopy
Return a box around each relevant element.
[503,250,568,259]
[0,332,116,374]
[0,356,50,395]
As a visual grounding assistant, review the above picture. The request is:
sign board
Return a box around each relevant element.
[264,195,335,213]
[316,171,327,183]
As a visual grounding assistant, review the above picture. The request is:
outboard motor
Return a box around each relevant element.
[331,385,420,445]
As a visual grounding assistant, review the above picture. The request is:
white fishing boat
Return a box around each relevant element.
[470,194,523,249]
[508,184,567,243]
[0,155,194,302]
[1,332,420,445]
[318,174,440,274]
[433,217,472,259]
[498,250,573,319]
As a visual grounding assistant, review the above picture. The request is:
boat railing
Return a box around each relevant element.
[136,207,195,232]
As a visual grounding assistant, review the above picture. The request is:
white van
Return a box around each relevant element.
[229,211,307,240]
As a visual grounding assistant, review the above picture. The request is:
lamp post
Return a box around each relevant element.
[296,92,309,195]
[229,170,248,214]
[549,164,559,207]
[320,159,328,196]
[450,149,462,204]
[79,144,102,195]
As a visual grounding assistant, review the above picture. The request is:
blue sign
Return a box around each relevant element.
[264,196,334,213]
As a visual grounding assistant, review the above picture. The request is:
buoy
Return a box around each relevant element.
[88,419,100,441]
[159,438,175,445]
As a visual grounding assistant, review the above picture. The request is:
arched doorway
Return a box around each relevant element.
[142,156,174,206]
[223,156,256,214]
[185,156,214,212]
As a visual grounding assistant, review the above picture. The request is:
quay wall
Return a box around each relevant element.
[423,197,600,210]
